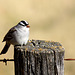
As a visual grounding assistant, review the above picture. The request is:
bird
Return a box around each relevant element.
[0,20,30,55]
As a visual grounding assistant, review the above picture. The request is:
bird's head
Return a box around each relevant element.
[18,20,30,28]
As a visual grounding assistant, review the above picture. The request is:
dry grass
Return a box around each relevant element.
[0,0,75,75]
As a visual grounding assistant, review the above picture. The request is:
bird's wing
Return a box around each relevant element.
[2,27,17,42]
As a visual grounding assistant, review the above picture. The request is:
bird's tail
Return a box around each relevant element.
[0,43,10,55]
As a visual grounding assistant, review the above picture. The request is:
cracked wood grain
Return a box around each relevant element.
[14,40,65,75]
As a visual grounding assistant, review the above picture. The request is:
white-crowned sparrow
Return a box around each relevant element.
[0,20,30,55]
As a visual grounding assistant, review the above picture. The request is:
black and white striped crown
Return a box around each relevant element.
[19,20,29,26]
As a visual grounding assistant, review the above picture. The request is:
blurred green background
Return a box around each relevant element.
[0,0,75,75]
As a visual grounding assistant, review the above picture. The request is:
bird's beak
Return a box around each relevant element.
[26,25,30,28]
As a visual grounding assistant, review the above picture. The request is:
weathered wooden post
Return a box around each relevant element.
[14,40,65,75]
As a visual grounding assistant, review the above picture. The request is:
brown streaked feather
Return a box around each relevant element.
[2,27,16,42]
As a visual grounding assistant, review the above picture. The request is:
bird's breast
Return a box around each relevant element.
[10,28,29,45]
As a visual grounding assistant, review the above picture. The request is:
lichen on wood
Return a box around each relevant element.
[14,40,65,75]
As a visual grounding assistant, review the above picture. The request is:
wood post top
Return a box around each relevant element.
[14,40,65,53]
